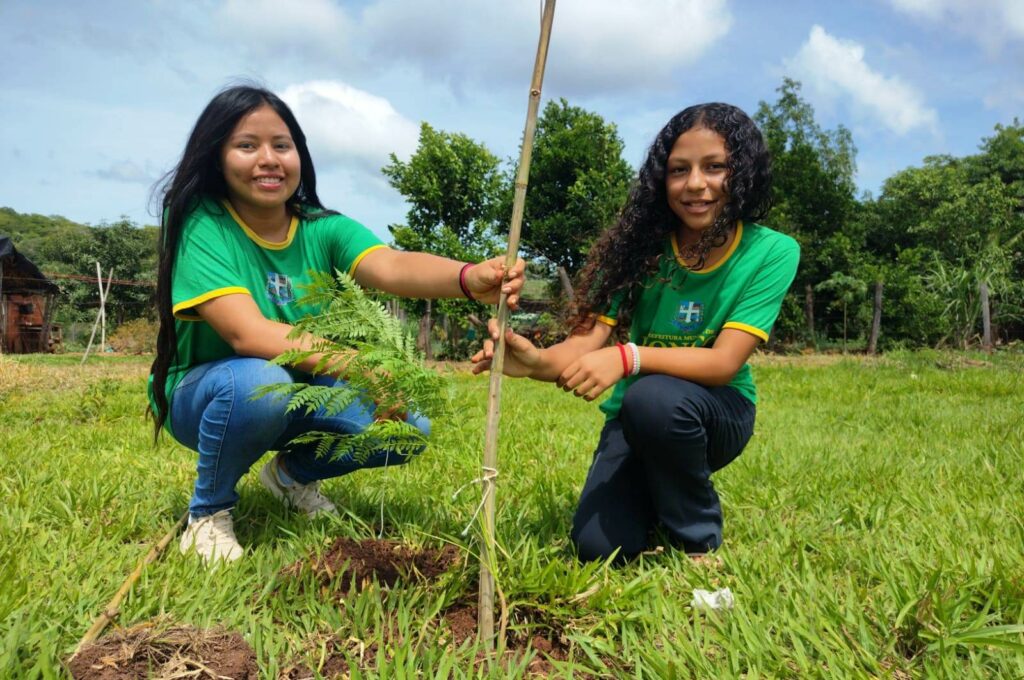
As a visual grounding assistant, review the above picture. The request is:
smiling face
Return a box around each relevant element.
[220,104,301,222]
[665,126,730,237]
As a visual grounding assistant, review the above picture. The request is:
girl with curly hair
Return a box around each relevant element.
[150,85,524,563]
[473,103,799,563]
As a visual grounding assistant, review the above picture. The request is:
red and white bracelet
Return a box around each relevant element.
[626,342,641,376]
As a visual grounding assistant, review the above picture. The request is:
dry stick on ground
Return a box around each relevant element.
[477,0,556,652]
[71,511,189,658]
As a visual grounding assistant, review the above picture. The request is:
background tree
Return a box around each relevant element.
[867,150,1021,347]
[41,218,157,325]
[382,123,503,357]
[505,98,633,298]
[815,271,866,352]
[755,79,859,345]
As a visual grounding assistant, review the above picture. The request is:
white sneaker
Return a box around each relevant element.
[179,510,244,563]
[259,454,338,517]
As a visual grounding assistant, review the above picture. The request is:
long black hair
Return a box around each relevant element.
[569,102,773,334]
[150,84,329,437]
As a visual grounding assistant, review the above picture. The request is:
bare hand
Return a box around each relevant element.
[556,346,623,401]
[470,317,541,377]
[464,257,526,308]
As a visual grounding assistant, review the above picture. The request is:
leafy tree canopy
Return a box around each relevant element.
[509,98,633,277]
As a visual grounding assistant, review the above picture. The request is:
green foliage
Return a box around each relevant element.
[755,79,859,345]
[257,269,448,463]
[382,123,501,353]
[1,208,158,326]
[3,353,1024,676]
[816,272,866,350]
[508,98,633,277]
[383,122,503,251]
[0,207,90,261]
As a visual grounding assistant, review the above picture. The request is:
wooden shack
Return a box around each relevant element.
[0,235,61,353]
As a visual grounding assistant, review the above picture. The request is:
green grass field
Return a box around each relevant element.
[1,351,1023,678]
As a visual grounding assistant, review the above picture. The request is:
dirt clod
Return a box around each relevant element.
[66,621,258,680]
[284,537,460,592]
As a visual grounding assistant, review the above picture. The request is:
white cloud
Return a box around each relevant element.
[216,0,353,63]
[94,160,155,184]
[280,80,419,178]
[887,0,1024,52]
[785,25,938,136]
[361,0,733,95]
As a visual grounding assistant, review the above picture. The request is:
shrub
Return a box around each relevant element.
[108,318,158,354]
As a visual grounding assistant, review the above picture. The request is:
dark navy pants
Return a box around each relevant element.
[571,375,756,563]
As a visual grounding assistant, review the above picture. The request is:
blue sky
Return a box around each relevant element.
[1,0,1021,239]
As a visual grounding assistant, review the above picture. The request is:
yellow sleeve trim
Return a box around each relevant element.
[172,287,252,320]
[596,315,618,327]
[722,321,769,342]
[223,200,298,250]
[348,244,389,276]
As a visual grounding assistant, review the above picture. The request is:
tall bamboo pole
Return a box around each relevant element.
[477,0,556,649]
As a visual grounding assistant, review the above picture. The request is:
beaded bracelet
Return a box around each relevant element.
[626,342,641,376]
[458,263,475,300]
[615,342,630,378]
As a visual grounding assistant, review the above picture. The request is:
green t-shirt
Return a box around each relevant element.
[598,221,799,420]
[148,198,385,428]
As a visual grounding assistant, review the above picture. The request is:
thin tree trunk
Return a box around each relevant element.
[417,299,433,360]
[842,305,847,354]
[867,281,883,355]
[804,283,815,346]
[556,265,574,301]
[980,280,992,351]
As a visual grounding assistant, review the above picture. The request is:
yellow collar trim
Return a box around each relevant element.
[223,200,298,250]
[671,221,743,274]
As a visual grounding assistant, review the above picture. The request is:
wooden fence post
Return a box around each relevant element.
[81,264,114,364]
[556,265,574,301]
[980,280,992,351]
[804,283,815,346]
[867,281,883,355]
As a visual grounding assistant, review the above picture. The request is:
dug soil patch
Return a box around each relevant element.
[66,622,257,679]
[284,537,461,592]
[443,602,571,675]
[286,603,571,677]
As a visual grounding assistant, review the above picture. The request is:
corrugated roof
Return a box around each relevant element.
[0,236,60,294]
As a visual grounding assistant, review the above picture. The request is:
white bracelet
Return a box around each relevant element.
[626,342,641,376]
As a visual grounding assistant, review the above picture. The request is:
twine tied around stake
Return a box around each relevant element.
[452,466,499,537]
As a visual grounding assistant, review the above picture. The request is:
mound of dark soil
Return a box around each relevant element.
[66,622,258,680]
[284,537,461,592]
[443,602,571,675]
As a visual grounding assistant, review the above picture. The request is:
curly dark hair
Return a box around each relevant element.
[568,102,772,335]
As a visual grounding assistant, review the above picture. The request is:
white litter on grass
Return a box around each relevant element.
[690,587,734,612]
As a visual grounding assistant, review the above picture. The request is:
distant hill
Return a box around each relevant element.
[0,207,91,262]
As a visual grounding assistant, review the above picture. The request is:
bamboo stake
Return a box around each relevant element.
[477,0,556,650]
[71,511,188,658]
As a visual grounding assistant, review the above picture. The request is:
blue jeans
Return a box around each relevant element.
[170,356,430,517]
[571,375,755,563]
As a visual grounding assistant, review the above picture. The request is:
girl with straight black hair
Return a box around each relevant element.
[152,85,524,563]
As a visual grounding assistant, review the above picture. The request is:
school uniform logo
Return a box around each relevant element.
[266,272,295,306]
[672,300,704,331]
